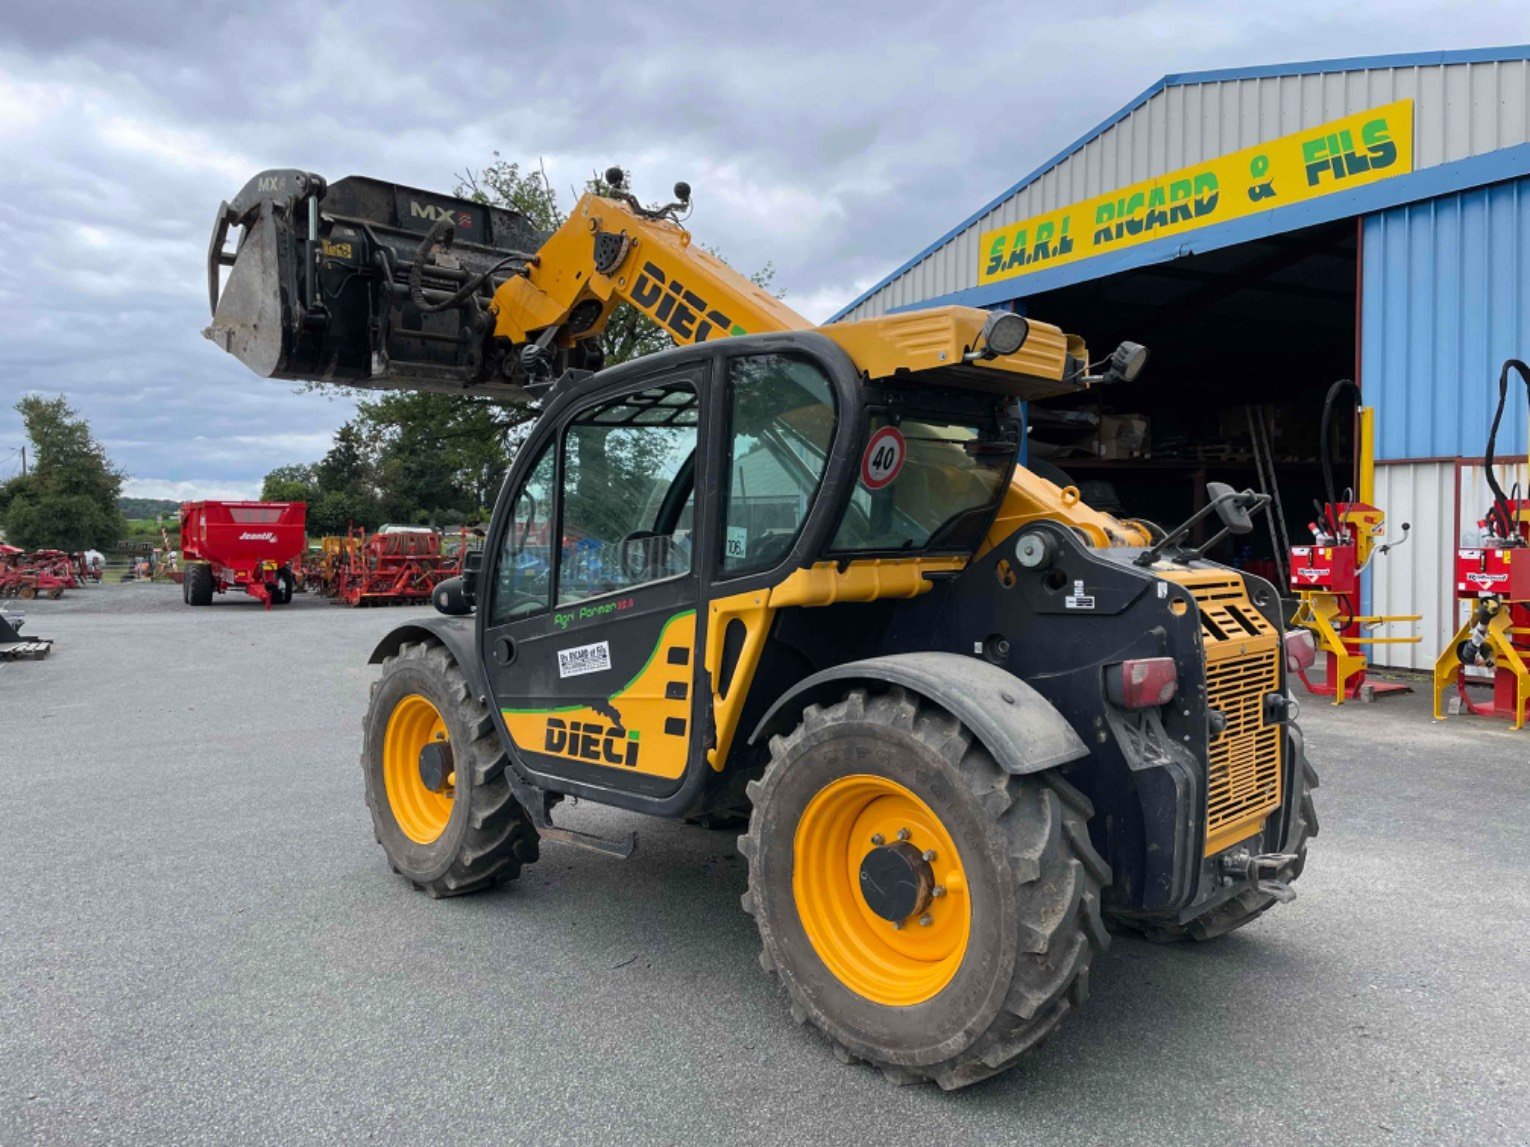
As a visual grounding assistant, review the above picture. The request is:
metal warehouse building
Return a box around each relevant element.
[834,46,1530,670]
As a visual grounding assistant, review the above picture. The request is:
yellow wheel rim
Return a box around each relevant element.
[793,774,971,1007]
[383,694,454,845]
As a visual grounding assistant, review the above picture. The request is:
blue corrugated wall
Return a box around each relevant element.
[1363,175,1530,461]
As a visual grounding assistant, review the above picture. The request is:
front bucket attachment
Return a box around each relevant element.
[204,169,549,398]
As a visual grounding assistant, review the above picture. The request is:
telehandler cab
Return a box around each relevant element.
[206,169,1318,1089]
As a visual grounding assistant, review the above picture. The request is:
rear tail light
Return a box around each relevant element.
[1284,629,1317,672]
[1106,657,1178,710]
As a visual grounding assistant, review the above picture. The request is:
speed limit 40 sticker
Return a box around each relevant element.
[860,426,906,490]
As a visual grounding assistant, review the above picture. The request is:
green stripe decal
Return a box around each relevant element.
[499,609,697,716]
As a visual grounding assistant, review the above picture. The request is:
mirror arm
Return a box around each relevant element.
[1134,490,1272,567]
[1134,498,1229,566]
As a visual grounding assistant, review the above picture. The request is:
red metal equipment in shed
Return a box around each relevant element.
[180,500,307,609]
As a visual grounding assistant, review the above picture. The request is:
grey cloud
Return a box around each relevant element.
[3,1,1527,494]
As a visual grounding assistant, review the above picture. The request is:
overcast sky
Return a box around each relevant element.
[2,2,1527,499]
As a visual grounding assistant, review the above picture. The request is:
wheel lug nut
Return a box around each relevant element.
[891,919,904,930]
[932,885,946,898]
[870,833,885,846]
[896,828,911,841]
[922,849,936,862]
[918,914,933,927]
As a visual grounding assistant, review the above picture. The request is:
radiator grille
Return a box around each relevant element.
[1166,571,1284,855]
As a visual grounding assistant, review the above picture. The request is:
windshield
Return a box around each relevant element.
[830,415,1013,553]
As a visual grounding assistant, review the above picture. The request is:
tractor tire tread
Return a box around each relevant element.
[742,686,1110,1090]
[364,640,538,897]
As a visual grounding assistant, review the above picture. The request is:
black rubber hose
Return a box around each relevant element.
[1320,378,1361,512]
[407,216,537,315]
[1484,359,1530,539]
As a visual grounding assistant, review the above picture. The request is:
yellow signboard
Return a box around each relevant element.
[978,100,1414,286]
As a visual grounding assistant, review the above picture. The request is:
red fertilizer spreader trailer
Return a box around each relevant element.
[180,501,307,610]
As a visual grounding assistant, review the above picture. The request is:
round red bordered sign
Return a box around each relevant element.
[860,426,906,490]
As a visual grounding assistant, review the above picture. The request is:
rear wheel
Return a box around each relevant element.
[186,563,213,606]
[740,687,1109,1089]
[271,568,294,605]
[362,641,539,897]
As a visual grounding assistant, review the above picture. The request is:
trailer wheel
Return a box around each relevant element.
[362,641,539,897]
[19,585,37,600]
[1119,750,1319,943]
[271,568,294,606]
[185,563,213,606]
[740,687,1109,1089]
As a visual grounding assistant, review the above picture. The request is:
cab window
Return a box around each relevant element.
[557,382,699,604]
[720,355,837,574]
[830,415,1014,554]
[491,440,557,623]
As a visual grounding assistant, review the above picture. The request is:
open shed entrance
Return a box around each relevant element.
[1020,218,1359,584]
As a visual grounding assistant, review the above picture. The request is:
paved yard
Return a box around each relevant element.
[2,584,1526,1144]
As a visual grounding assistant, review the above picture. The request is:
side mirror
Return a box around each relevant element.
[1207,481,1256,535]
[433,574,473,616]
[461,549,482,606]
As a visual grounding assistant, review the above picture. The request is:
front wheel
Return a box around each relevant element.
[362,641,539,897]
[740,687,1109,1090]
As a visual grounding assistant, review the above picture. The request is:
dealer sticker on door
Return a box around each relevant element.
[557,640,612,678]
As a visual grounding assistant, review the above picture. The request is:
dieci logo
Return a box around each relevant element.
[628,261,747,343]
[544,717,639,767]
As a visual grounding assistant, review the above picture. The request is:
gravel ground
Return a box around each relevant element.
[2,581,1527,1145]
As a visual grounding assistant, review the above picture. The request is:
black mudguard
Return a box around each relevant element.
[368,617,488,701]
[750,651,1090,775]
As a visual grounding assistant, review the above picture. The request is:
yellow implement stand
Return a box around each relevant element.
[1433,605,1530,730]
[1290,591,1421,704]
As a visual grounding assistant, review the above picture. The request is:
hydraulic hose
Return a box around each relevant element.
[1320,378,1361,513]
[1484,358,1530,541]
[407,216,538,315]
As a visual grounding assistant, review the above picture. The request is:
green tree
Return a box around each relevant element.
[0,396,126,550]
[259,463,318,503]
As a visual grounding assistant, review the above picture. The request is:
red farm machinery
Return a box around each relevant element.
[179,500,307,609]
[1287,380,1418,704]
[330,525,473,607]
[1433,360,1530,729]
[0,545,71,600]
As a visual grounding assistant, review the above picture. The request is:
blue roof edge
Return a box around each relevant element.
[828,43,1530,322]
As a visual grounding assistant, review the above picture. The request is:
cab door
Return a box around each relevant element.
[479,364,711,800]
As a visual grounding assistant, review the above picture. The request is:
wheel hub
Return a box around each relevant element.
[858,841,933,922]
[418,741,454,793]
